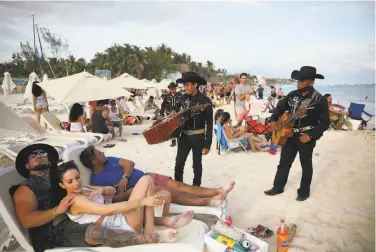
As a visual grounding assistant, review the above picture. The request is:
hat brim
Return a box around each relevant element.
[168,84,178,89]
[176,76,207,86]
[291,70,325,81]
[15,144,59,178]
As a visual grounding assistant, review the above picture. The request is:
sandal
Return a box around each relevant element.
[246,225,273,238]
[119,138,127,142]
[103,144,115,148]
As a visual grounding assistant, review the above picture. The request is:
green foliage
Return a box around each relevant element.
[0,27,292,85]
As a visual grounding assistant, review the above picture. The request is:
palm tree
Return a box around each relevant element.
[127,46,146,79]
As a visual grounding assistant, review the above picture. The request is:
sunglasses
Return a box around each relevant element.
[28,151,48,159]
[57,160,77,172]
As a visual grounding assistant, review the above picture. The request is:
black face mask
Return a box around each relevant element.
[31,163,49,171]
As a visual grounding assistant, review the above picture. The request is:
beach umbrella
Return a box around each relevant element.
[1,72,16,97]
[108,73,150,89]
[39,71,132,104]
[23,71,39,103]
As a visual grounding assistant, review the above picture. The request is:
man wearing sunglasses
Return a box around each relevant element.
[10,144,163,252]
[264,66,330,201]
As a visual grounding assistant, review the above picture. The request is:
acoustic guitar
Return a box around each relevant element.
[143,104,210,145]
[271,108,307,146]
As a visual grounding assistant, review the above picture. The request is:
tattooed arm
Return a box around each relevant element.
[84,223,161,247]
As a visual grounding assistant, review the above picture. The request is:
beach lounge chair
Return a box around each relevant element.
[214,122,248,155]
[41,113,112,143]
[62,145,223,218]
[22,117,97,146]
[348,103,374,130]
[125,101,155,119]
[0,166,206,252]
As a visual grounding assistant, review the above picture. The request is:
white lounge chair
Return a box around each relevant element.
[62,145,223,218]
[41,113,112,144]
[124,101,155,119]
[23,117,97,147]
[0,166,206,252]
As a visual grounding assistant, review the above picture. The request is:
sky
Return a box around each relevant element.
[0,1,375,85]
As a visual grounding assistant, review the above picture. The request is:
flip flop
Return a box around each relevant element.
[132,133,141,135]
[246,225,273,238]
[103,144,115,148]
[119,138,127,142]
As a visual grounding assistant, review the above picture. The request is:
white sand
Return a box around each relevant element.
[0,95,375,252]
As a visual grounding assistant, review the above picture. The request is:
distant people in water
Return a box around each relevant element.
[31,81,48,123]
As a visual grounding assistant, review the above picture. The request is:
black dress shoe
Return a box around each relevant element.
[296,194,309,201]
[264,188,284,196]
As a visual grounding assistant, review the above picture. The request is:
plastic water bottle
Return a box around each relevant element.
[277,218,289,252]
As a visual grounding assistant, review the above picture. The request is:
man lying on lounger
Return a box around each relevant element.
[80,146,235,206]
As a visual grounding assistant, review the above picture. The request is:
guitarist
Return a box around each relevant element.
[160,82,182,147]
[174,72,213,186]
[264,66,330,201]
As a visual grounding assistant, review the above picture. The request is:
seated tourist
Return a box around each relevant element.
[54,161,193,235]
[91,99,115,137]
[144,96,161,119]
[219,112,269,152]
[69,103,88,132]
[80,146,235,207]
[324,94,352,130]
[11,144,176,252]
[109,99,123,136]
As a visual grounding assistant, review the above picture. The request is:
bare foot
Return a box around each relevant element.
[163,211,194,228]
[220,181,235,196]
[157,228,179,243]
[209,199,223,207]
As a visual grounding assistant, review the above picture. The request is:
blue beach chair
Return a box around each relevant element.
[348,103,374,130]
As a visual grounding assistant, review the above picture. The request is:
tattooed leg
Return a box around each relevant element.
[84,223,161,247]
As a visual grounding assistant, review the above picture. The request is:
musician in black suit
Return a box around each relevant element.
[264,66,330,201]
[160,82,182,147]
[174,72,213,186]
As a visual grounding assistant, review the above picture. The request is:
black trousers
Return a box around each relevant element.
[174,133,205,186]
[273,134,316,196]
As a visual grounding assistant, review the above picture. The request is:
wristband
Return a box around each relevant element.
[136,200,140,211]
[52,207,57,219]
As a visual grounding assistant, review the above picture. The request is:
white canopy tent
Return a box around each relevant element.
[23,72,39,103]
[1,72,16,97]
[108,73,150,90]
[39,71,132,104]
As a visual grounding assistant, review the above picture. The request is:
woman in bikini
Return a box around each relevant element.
[52,161,194,242]
[32,81,48,123]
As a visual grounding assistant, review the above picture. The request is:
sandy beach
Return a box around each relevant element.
[0,97,374,252]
